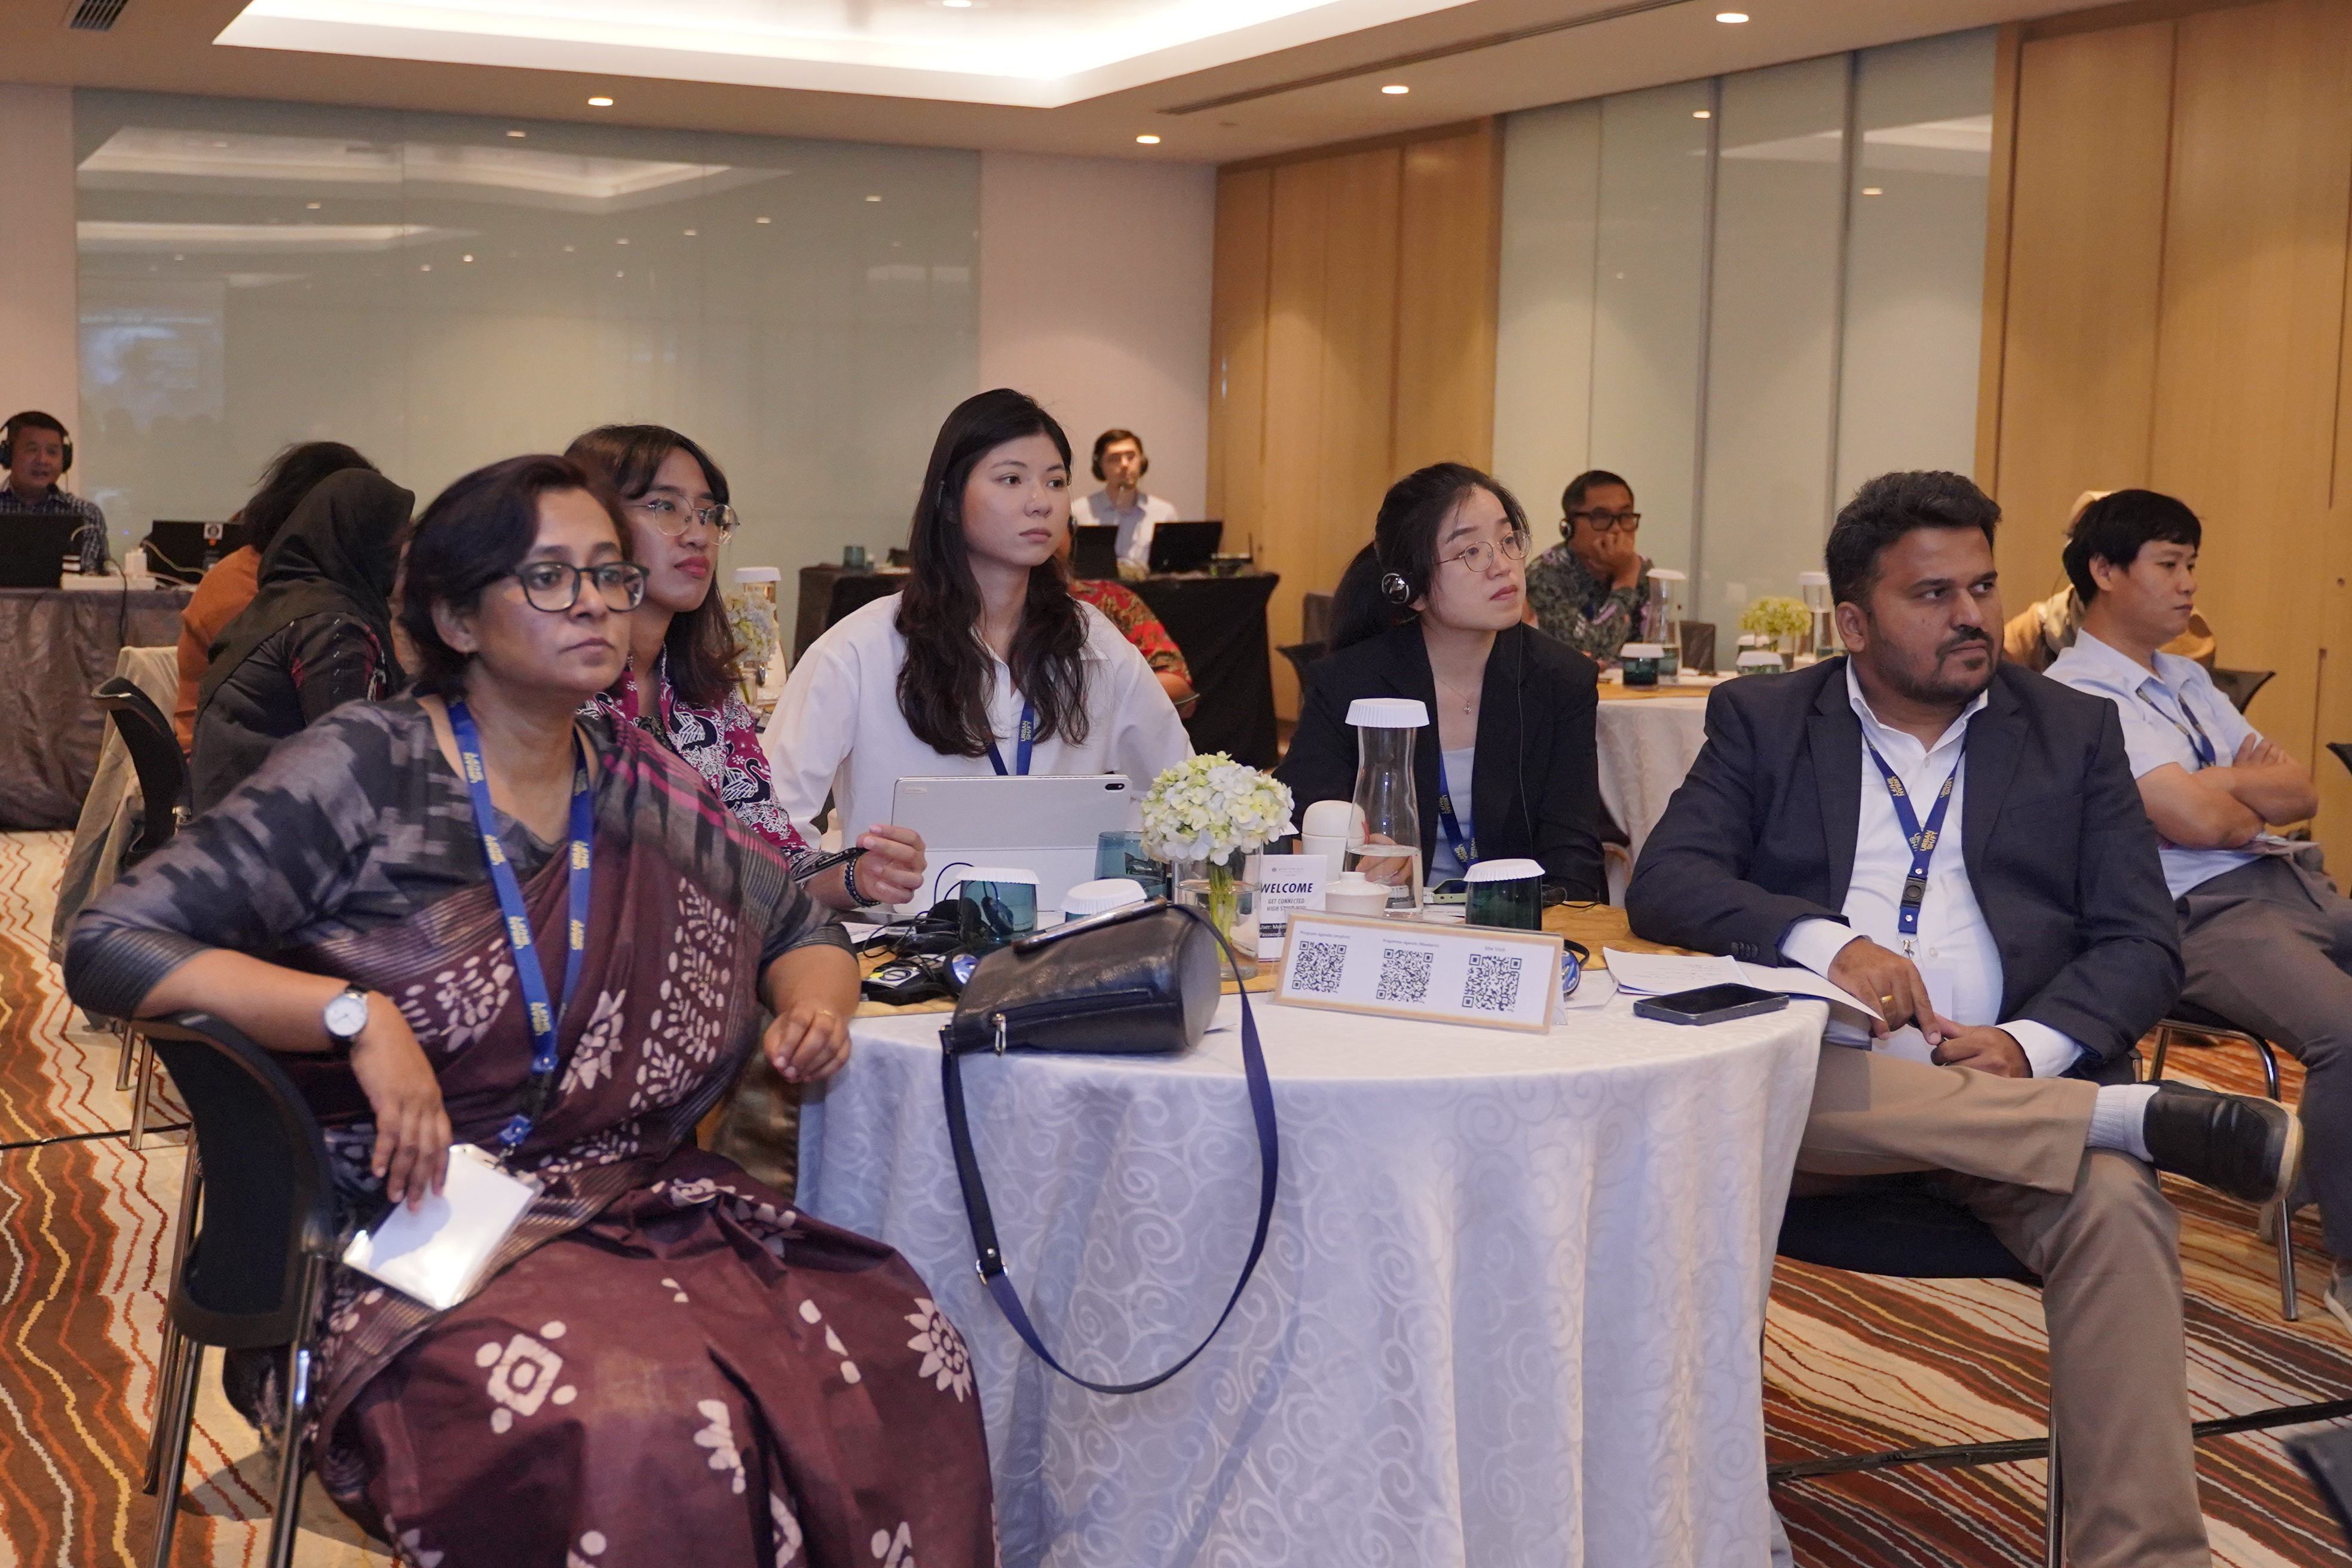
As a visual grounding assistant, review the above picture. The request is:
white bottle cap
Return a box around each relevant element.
[1619,643,1664,659]
[1061,877,1149,918]
[1346,697,1429,728]
[1645,567,1687,583]
[1301,800,1359,838]
[1464,858,1545,883]
[1795,570,1829,586]
[733,566,781,583]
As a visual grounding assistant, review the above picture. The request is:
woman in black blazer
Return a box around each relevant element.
[1276,464,1605,901]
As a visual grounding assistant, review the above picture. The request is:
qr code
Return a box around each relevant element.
[1462,953,1524,1013]
[1376,947,1435,1004]
[1291,939,1348,995]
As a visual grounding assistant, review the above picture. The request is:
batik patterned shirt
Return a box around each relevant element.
[1524,543,1650,662]
[1070,577,1191,682]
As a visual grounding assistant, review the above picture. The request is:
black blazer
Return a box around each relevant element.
[1275,622,1604,900]
[1624,657,2180,1081]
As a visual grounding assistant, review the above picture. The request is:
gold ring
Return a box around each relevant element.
[1878,994,1897,1008]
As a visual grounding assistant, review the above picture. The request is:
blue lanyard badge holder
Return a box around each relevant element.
[1864,739,1962,958]
[986,701,1036,777]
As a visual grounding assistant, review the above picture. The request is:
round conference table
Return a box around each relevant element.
[800,913,1823,1568]
[1595,678,1714,865]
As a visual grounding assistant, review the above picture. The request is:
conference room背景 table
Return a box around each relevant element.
[0,583,189,830]
[798,904,1823,1568]
[793,563,1281,768]
[1595,673,1716,866]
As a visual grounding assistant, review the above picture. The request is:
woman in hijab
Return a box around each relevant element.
[191,467,412,811]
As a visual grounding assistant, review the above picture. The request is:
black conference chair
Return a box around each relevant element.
[140,1011,347,1568]
[1773,1181,2065,1568]
[90,678,191,1147]
[2149,1004,2299,1319]
[2207,666,2273,714]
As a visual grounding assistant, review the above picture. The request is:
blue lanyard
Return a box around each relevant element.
[1863,736,1964,945]
[448,699,593,1156]
[985,700,1036,777]
[1436,755,1473,868]
[2136,686,2218,768]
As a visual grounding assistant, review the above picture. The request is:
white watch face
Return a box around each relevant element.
[324,990,369,1040]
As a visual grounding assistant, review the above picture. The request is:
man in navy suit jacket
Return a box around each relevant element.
[1629,471,2295,1568]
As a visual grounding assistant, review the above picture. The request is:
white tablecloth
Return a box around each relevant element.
[800,990,1823,1568]
[1597,694,1710,862]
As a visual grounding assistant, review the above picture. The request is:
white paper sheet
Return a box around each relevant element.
[1602,948,1882,1045]
[342,1144,537,1310]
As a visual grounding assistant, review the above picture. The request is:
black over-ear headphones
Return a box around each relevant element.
[1091,435,1147,484]
[1,414,71,476]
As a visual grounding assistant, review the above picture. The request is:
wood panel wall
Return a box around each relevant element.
[1977,0,2352,844]
[1208,120,1502,718]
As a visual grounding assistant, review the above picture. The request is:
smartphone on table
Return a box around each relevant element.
[1633,982,1789,1027]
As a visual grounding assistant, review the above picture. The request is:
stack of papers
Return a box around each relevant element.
[1604,950,1881,1047]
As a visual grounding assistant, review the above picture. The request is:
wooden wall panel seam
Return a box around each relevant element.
[1973,22,2025,490]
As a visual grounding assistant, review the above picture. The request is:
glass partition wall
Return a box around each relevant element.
[73,91,981,576]
[1494,30,1995,633]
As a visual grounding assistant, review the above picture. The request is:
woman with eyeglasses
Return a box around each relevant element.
[1278,463,1604,898]
[565,424,928,916]
[68,453,996,1566]
[1524,468,1652,663]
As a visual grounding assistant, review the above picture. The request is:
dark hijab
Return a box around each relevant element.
[198,468,413,710]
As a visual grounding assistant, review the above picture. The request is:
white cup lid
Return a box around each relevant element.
[1346,697,1429,728]
[1645,567,1687,582]
[1301,799,1359,834]
[1331,869,1376,886]
[1796,570,1829,585]
[1619,643,1664,658]
[952,866,1039,887]
[1735,650,1784,667]
[733,566,781,583]
[1464,858,1545,883]
[1061,877,1148,917]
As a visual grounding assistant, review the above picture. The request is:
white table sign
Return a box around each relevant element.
[1252,852,1328,960]
[1275,911,1561,1033]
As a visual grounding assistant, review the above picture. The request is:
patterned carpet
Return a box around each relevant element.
[3,824,2349,1565]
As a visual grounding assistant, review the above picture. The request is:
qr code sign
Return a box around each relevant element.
[1376,947,1435,1004]
[1291,939,1348,995]
[1461,953,1524,1013]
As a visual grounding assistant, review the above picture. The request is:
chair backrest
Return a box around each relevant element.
[2328,742,2352,781]
[143,1012,340,1350]
[1276,642,1325,691]
[1300,592,1334,648]
[2209,666,2274,714]
[91,677,187,865]
[1778,1180,2039,1284]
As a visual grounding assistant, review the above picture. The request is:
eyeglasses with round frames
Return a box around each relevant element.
[511,560,650,613]
[1567,509,1641,533]
[629,495,738,538]
[1440,531,1531,574]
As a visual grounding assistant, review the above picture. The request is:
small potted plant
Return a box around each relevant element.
[1739,595,1811,662]
[1140,754,1296,973]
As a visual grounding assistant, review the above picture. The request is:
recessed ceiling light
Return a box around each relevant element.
[562,244,575,252]
[462,253,473,261]
[1380,83,1409,94]
[1136,134,1160,144]
[419,263,431,271]
[865,194,882,201]
[684,228,697,235]
[755,216,771,224]
[306,200,322,207]
[1692,109,1711,119]
[1715,10,1748,20]
[943,1,972,7]
[587,96,614,106]
[507,129,526,138]
[616,237,629,244]
[1861,186,1883,195]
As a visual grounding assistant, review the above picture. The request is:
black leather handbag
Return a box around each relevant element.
[939,899,1279,1394]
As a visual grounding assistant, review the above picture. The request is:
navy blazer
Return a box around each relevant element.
[1624,657,2180,1080]
[1275,621,1605,901]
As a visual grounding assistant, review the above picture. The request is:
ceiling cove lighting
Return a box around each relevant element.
[1714,10,1748,20]
[214,0,1490,109]
[1692,109,1711,118]
[1135,133,1160,143]
[1380,83,1410,94]
[587,96,614,106]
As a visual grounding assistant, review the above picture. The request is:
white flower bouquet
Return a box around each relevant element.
[1140,754,1296,864]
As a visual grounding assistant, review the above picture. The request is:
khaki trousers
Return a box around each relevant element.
[1792,1047,2208,1568]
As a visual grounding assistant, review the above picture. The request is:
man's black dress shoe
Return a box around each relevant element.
[2142,1083,2302,1205]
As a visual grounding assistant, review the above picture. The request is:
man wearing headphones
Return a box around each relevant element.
[1070,428,1179,573]
[2,412,109,575]
[1524,468,1649,663]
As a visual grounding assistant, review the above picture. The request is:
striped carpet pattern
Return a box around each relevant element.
[4,825,2350,1564]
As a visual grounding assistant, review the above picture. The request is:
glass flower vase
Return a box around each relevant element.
[1172,849,1258,978]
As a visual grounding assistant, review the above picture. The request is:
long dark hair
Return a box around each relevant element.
[564,424,742,709]
[243,440,376,555]
[895,389,1090,757]
[1328,463,1529,650]
[397,455,630,698]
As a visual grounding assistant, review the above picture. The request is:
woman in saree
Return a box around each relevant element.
[66,454,994,1566]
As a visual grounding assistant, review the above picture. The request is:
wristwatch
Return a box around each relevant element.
[323,985,371,1049]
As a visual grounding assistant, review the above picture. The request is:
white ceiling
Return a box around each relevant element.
[8,0,2093,163]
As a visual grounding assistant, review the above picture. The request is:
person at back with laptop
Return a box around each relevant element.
[765,390,1191,903]
[2,411,108,576]
[1070,427,1179,574]
[172,440,377,749]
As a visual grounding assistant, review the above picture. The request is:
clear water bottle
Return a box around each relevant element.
[1344,697,1426,910]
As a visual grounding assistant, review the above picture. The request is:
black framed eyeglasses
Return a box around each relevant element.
[1568,509,1641,533]
[629,495,738,538]
[1440,532,1531,574]
[511,560,649,612]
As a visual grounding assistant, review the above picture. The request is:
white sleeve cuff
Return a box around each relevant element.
[2002,1019,2086,1079]
[1779,917,1859,977]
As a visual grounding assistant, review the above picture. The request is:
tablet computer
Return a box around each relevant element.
[889,773,1140,914]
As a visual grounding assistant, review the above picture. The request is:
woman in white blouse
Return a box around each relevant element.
[764,388,1191,905]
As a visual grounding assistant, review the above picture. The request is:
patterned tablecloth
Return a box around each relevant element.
[1595,692,1710,865]
[801,980,1822,1567]
[0,587,188,829]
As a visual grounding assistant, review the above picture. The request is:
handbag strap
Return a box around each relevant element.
[938,904,1279,1395]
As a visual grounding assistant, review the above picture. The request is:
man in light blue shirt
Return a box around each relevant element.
[2045,489,2352,1329]
[1068,429,1178,572]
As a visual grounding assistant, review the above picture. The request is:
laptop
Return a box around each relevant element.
[1069,523,1121,581]
[142,520,250,585]
[889,773,1140,914]
[1147,520,1223,575]
[0,516,85,588]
